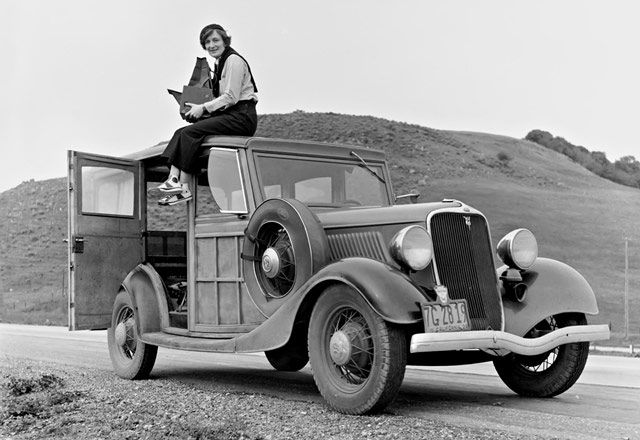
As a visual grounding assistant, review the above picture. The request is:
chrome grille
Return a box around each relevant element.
[327,231,387,261]
[429,212,502,331]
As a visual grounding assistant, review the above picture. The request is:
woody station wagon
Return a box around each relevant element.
[67,136,610,414]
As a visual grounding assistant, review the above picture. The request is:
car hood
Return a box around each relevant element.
[314,200,463,230]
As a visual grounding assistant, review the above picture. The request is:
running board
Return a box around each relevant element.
[141,331,236,353]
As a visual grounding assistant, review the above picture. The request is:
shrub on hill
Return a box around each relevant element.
[525,129,640,188]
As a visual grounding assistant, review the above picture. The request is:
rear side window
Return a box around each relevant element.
[81,166,134,216]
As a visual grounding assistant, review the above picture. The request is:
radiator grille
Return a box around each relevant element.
[327,231,387,261]
[429,213,502,331]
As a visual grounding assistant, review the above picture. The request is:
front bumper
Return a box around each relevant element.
[410,324,610,356]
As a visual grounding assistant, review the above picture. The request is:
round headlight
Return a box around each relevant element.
[497,228,538,270]
[390,225,433,271]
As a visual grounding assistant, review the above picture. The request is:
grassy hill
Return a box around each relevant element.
[1,111,638,342]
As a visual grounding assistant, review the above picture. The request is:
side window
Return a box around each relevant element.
[81,166,134,216]
[208,148,248,213]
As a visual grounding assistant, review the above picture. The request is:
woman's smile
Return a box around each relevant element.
[208,47,223,57]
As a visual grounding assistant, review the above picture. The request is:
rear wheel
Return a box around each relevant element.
[308,285,407,414]
[493,313,589,397]
[107,291,157,379]
[265,347,309,372]
[265,326,309,372]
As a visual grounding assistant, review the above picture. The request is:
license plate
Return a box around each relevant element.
[421,299,470,333]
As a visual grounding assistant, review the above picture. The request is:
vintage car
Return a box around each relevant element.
[67,136,610,414]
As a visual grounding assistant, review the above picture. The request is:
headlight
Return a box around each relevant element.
[390,225,433,271]
[497,228,538,270]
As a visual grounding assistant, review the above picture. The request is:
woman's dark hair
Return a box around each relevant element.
[200,24,231,49]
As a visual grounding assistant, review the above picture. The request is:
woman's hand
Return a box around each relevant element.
[185,103,206,120]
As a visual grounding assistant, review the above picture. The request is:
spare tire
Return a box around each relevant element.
[242,198,329,316]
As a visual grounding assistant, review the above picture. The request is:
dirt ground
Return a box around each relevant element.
[0,357,547,440]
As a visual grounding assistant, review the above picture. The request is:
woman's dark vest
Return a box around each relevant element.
[212,46,258,98]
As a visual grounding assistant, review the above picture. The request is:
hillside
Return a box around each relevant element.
[1,111,638,340]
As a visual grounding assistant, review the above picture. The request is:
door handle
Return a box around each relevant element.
[72,236,85,253]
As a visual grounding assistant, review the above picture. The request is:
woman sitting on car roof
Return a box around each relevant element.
[158,23,258,206]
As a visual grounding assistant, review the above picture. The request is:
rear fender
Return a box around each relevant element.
[120,263,169,334]
[500,257,599,337]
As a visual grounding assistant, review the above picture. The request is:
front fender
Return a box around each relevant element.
[500,257,599,337]
[311,257,425,324]
[236,257,425,352]
[121,263,169,334]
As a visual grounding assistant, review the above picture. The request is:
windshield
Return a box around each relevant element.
[256,154,390,208]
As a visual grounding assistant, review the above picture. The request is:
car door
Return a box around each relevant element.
[67,150,143,330]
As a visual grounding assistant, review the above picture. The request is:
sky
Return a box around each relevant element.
[1,0,639,193]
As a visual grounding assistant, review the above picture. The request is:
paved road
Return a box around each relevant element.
[1,324,638,439]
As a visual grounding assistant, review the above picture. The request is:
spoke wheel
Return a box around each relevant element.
[107,291,157,380]
[308,285,407,414]
[493,313,589,397]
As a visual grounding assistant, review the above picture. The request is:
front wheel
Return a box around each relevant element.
[493,313,589,397]
[107,291,158,379]
[308,285,407,414]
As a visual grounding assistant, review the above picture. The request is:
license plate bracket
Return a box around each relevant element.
[421,299,470,333]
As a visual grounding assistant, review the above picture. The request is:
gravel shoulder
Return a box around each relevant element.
[0,356,550,440]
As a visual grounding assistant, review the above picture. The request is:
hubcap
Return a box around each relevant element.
[325,308,374,386]
[254,223,296,298]
[114,309,137,359]
[261,247,281,279]
[115,321,127,346]
[329,330,352,365]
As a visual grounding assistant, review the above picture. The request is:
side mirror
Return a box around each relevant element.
[395,192,420,204]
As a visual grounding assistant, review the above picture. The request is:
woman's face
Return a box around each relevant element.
[204,30,226,59]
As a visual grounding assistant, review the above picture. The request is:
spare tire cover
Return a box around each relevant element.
[242,198,329,317]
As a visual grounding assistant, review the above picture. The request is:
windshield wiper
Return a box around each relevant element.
[350,151,386,184]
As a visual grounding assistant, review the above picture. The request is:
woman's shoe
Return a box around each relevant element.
[158,188,192,206]
[157,176,182,193]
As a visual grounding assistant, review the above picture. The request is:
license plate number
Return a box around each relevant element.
[422,299,470,332]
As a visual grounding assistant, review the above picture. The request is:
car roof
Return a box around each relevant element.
[125,136,386,162]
